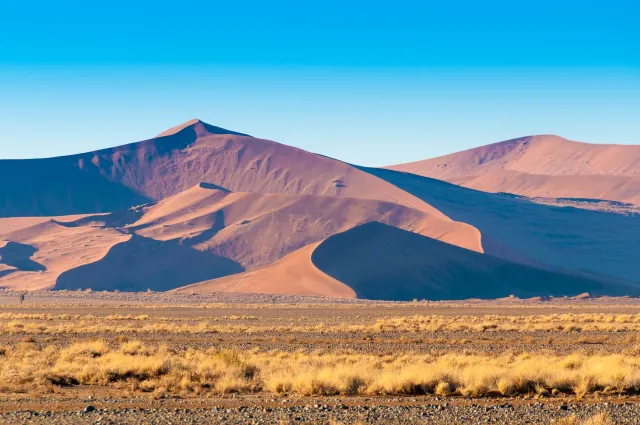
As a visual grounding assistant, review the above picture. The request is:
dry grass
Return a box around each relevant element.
[3,312,640,336]
[2,341,640,398]
[552,412,615,425]
[369,314,640,333]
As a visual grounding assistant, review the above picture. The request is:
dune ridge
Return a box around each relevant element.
[0,182,480,292]
[387,135,640,204]
[175,222,639,301]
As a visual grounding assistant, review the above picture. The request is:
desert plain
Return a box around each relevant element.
[2,120,640,424]
[0,291,638,424]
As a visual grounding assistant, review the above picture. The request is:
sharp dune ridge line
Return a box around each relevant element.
[1,183,480,296]
[387,135,640,204]
[1,119,639,300]
[173,222,640,300]
[0,119,450,220]
[363,166,640,284]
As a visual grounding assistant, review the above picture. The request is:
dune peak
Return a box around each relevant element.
[156,119,250,138]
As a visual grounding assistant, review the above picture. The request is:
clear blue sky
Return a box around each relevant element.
[0,0,638,165]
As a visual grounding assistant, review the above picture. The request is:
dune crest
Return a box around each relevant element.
[175,222,639,301]
[0,182,481,291]
[173,242,355,298]
[387,135,640,204]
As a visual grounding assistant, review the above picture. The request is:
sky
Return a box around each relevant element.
[0,0,638,166]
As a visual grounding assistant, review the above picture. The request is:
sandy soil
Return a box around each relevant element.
[387,135,640,205]
[1,292,640,423]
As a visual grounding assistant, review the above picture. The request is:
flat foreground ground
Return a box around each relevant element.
[1,291,640,424]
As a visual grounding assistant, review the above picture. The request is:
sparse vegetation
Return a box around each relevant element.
[0,293,638,423]
[1,340,640,398]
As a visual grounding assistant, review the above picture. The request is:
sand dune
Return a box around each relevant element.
[0,214,102,236]
[176,222,638,301]
[387,135,640,204]
[0,220,130,290]
[0,119,452,222]
[56,234,244,292]
[173,242,355,298]
[0,183,480,291]
[129,184,482,269]
[363,167,640,283]
[3,122,639,298]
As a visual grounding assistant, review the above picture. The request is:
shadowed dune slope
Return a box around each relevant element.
[0,220,130,290]
[128,184,482,266]
[362,167,640,283]
[310,222,639,301]
[175,222,638,301]
[0,241,46,278]
[0,158,150,218]
[172,242,356,298]
[387,135,640,204]
[0,182,480,291]
[56,235,244,292]
[0,119,456,225]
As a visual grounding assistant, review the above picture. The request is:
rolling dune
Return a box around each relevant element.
[175,222,638,301]
[387,135,640,204]
[1,119,451,222]
[0,183,480,291]
[363,167,640,283]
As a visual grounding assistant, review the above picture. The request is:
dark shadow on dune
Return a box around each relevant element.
[0,121,239,218]
[0,241,46,277]
[55,235,243,292]
[0,157,151,218]
[57,205,152,229]
[311,222,640,301]
[198,182,231,192]
[182,209,226,246]
[358,167,640,283]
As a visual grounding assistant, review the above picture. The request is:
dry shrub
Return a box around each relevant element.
[552,413,614,425]
[2,342,640,399]
[583,412,615,425]
[434,381,453,396]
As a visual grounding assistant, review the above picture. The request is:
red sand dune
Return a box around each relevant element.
[129,183,482,267]
[0,220,129,290]
[362,166,640,283]
[387,135,640,204]
[174,222,639,301]
[2,122,639,298]
[0,119,448,220]
[172,242,355,298]
[0,183,480,292]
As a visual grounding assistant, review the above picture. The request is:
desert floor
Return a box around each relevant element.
[1,291,640,424]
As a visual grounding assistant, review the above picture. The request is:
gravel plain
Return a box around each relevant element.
[1,291,640,424]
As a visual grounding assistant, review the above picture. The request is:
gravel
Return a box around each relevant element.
[1,402,639,425]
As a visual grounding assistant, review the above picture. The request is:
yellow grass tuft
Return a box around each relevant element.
[1,341,639,399]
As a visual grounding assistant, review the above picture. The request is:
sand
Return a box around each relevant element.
[364,166,640,283]
[1,183,480,293]
[176,222,639,301]
[387,135,640,204]
[2,122,639,299]
[0,119,452,221]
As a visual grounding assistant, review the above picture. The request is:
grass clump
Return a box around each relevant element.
[1,341,640,398]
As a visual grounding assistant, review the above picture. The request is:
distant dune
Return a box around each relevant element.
[363,167,640,283]
[172,242,356,298]
[387,135,640,204]
[0,119,446,219]
[2,121,639,299]
[0,183,480,292]
[175,222,639,301]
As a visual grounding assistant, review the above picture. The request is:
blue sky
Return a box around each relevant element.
[0,0,638,165]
